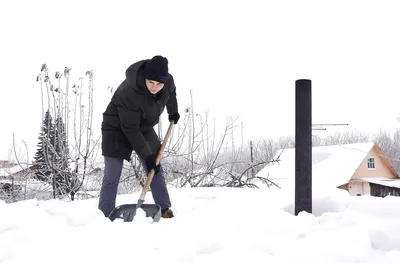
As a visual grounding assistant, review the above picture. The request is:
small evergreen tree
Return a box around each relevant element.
[33,110,77,198]
[33,109,54,183]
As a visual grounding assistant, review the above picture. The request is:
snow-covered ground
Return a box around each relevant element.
[1,186,400,263]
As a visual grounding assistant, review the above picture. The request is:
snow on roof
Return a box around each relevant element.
[0,163,32,177]
[354,177,400,188]
[257,141,376,190]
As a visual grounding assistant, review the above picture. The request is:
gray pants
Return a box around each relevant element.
[98,156,171,217]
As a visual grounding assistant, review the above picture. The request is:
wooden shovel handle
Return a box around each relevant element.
[139,121,175,201]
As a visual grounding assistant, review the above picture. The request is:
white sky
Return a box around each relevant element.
[1,0,400,161]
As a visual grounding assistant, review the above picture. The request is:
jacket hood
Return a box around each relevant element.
[125,59,149,95]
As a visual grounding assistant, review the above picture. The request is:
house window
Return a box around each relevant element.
[367,157,376,169]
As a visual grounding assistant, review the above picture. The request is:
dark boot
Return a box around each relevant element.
[161,208,174,218]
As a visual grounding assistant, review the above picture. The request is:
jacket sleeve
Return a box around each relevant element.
[117,94,153,160]
[166,74,179,115]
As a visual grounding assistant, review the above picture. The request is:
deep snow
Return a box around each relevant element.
[1,186,400,263]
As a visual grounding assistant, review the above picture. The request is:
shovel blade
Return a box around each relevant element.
[108,203,162,223]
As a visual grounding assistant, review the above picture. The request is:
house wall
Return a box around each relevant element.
[347,181,371,196]
[370,183,400,197]
[13,170,29,180]
[352,146,398,180]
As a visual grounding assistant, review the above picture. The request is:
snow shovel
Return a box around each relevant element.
[108,121,175,223]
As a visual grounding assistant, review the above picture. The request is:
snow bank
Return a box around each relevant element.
[1,187,400,262]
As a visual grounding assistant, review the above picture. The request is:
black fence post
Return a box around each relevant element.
[295,79,312,215]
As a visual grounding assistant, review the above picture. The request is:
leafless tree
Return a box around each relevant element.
[155,90,282,189]
[373,129,400,173]
[21,64,101,201]
[322,130,371,145]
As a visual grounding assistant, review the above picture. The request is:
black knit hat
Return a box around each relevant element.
[144,55,169,83]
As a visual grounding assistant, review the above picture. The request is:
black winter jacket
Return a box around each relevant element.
[101,59,178,161]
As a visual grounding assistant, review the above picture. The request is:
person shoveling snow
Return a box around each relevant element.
[98,55,180,221]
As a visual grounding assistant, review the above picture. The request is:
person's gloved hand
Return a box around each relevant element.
[169,112,180,124]
[144,154,160,174]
